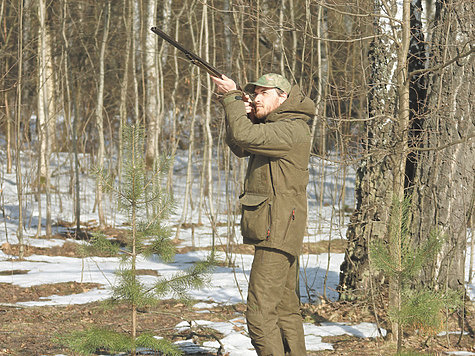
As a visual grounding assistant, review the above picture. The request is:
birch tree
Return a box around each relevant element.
[175,5,201,241]
[166,5,187,194]
[94,0,111,228]
[200,0,216,226]
[339,0,400,299]
[144,0,160,168]
[1,0,13,174]
[339,0,474,308]
[61,0,81,233]
[15,0,25,258]
[132,0,140,125]
[118,0,133,182]
[37,0,55,236]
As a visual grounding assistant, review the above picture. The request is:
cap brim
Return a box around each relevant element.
[244,82,279,93]
[243,82,257,93]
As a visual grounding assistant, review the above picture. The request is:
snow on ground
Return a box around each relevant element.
[0,151,473,354]
[0,249,344,307]
[174,316,386,355]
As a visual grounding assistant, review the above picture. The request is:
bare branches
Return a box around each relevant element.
[413,132,475,153]
[408,43,475,79]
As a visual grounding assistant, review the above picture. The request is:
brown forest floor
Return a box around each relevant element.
[0,231,473,356]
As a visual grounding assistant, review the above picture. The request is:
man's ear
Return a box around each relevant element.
[278,92,288,104]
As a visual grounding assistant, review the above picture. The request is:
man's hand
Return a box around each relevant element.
[243,94,253,114]
[211,74,237,93]
[211,74,255,121]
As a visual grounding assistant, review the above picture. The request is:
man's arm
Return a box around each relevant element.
[211,75,237,92]
[211,75,254,115]
[219,90,296,158]
[212,75,253,158]
[225,128,251,158]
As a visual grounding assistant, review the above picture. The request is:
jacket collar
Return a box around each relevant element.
[264,85,315,123]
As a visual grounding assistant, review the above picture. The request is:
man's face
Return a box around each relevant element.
[253,86,287,120]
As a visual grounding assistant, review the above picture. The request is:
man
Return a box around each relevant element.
[211,73,315,356]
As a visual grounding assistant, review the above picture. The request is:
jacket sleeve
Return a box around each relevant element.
[221,91,296,158]
[226,128,251,158]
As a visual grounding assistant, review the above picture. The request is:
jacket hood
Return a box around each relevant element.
[265,85,315,123]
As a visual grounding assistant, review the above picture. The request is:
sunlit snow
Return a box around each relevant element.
[0,151,473,355]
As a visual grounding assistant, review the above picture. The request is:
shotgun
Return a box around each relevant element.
[150,26,223,79]
[150,27,256,121]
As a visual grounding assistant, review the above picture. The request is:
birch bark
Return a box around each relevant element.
[94,0,111,228]
[203,0,216,226]
[16,0,25,258]
[37,0,54,236]
[339,0,401,298]
[144,0,160,168]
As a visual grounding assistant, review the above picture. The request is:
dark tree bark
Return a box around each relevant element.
[411,0,474,291]
[405,0,427,190]
[339,0,474,299]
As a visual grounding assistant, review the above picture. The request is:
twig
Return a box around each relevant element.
[0,303,25,309]
[408,45,475,79]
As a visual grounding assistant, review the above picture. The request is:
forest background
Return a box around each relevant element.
[0,0,474,353]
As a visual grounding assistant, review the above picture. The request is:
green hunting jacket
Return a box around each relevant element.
[221,85,315,256]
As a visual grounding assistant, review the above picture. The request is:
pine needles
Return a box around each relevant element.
[62,124,215,355]
[370,196,462,353]
[60,328,183,356]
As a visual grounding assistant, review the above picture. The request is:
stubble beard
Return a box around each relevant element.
[254,107,266,120]
[254,100,279,120]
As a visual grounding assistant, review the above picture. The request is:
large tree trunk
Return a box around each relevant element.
[339,0,474,302]
[411,0,474,291]
[339,0,399,299]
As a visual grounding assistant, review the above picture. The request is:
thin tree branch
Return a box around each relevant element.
[412,132,475,152]
[408,44,474,79]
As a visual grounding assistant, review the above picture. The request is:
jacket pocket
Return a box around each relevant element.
[239,193,272,241]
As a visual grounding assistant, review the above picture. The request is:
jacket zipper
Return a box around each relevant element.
[266,203,272,240]
[283,208,296,240]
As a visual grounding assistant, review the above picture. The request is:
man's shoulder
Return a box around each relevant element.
[271,117,311,132]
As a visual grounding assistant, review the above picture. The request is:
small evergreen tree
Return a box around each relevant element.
[66,124,214,355]
[370,196,461,354]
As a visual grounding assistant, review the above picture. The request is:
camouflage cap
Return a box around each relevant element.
[244,73,291,94]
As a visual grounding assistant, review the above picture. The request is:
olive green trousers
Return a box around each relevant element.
[246,247,307,356]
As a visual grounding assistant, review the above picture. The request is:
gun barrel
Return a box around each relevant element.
[150,27,223,79]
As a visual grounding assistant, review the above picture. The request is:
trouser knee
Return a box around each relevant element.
[246,306,264,337]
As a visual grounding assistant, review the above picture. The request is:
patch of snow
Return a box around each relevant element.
[193,301,218,309]
[305,335,333,351]
[304,321,386,338]
[175,318,386,355]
